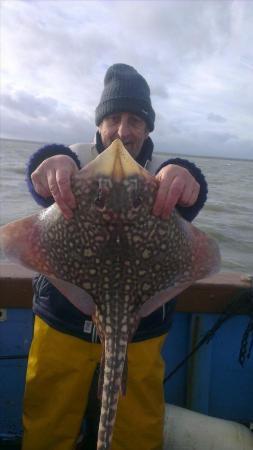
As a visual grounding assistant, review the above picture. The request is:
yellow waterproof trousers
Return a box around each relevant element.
[22,316,166,450]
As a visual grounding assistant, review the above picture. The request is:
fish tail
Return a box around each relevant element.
[96,335,128,450]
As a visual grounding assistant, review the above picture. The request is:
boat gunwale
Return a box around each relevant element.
[0,263,251,313]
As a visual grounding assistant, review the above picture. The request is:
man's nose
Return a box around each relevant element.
[117,119,131,140]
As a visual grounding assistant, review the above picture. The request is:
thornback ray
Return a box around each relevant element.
[0,139,220,450]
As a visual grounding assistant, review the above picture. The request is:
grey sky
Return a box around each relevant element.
[1,0,253,159]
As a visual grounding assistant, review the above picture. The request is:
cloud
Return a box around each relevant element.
[1,90,94,144]
[1,92,59,118]
[207,113,227,124]
[155,129,252,161]
[1,0,253,158]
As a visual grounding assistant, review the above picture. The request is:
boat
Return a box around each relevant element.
[0,264,253,449]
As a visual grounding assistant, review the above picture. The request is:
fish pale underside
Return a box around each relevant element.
[0,138,220,450]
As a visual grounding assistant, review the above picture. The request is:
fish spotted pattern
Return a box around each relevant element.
[0,139,220,450]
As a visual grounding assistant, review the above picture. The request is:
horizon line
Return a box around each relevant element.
[0,135,252,162]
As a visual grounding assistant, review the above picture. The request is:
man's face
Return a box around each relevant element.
[99,112,149,159]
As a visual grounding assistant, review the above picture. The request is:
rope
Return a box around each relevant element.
[163,287,253,384]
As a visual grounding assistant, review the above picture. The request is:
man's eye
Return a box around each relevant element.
[129,117,143,128]
[108,115,120,124]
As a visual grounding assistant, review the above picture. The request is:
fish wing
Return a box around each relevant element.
[0,139,221,450]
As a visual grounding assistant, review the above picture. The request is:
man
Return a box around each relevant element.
[23,63,207,450]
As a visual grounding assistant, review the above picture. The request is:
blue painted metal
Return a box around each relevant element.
[186,313,253,423]
[186,314,214,413]
[0,309,33,438]
[162,312,191,406]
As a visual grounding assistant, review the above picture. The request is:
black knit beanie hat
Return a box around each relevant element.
[95,63,155,131]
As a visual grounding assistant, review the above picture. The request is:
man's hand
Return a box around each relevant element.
[31,155,78,219]
[153,164,200,219]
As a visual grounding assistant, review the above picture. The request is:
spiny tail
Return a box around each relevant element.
[96,335,128,450]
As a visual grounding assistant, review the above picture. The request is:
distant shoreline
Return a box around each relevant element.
[1,136,252,162]
[0,136,49,146]
[155,152,253,162]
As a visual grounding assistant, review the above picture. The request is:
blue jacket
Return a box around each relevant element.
[26,134,208,342]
